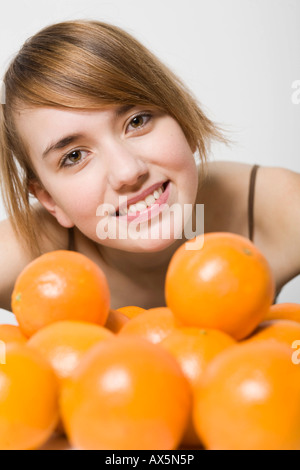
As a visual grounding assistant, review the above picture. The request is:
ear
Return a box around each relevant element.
[29,180,75,228]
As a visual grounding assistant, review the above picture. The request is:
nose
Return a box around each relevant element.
[105,141,149,190]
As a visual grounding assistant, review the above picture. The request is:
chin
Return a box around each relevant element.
[95,207,188,253]
[124,232,184,254]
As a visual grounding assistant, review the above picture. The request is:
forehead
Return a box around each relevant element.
[14,104,133,147]
[14,104,129,126]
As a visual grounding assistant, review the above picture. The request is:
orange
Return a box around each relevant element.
[0,324,27,344]
[60,337,192,450]
[193,340,300,450]
[245,319,300,348]
[104,309,129,333]
[11,250,111,337]
[118,307,181,344]
[27,320,114,383]
[265,303,300,322]
[161,327,236,446]
[161,327,236,388]
[165,232,275,340]
[116,306,146,319]
[0,344,59,450]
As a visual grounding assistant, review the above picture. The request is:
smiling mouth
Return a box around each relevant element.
[113,180,170,217]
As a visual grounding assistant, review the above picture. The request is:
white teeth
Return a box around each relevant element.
[135,201,148,212]
[145,194,156,205]
[119,184,165,216]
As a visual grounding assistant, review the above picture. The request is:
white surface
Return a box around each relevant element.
[0,308,18,325]
[0,0,299,304]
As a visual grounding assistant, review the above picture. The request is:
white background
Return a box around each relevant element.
[0,0,300,322]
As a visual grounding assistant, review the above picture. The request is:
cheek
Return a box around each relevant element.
[156,127,195,171]
[49,173,105,218]
[69,187,103,218]
[163,138,197,180]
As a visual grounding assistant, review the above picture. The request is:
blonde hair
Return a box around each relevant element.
[0,19,225,256]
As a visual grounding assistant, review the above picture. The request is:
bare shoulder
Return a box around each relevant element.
[199,159,254,236]
[253,164,300,288]
[201,159,255,197]
[204,159,253,176]
[199,160,300,291]
[0,203,69,311]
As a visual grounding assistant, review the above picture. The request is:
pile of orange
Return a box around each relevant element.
[0,234,300,450]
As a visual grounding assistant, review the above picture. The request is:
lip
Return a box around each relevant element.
[116,180,171,223]
[113,180,169,216]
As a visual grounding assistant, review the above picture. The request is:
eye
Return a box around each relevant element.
[59,149,89,168]
[127,113,152,132]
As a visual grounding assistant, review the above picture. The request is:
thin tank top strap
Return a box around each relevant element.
[68,226,76,251]
[248,164,260,242]
[247,164,281,304]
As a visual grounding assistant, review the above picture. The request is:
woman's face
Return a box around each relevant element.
[15,105,199,253]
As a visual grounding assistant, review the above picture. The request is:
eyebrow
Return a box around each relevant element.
[42,104,135,159]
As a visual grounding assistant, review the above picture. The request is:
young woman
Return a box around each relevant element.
[0,20,299,312]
